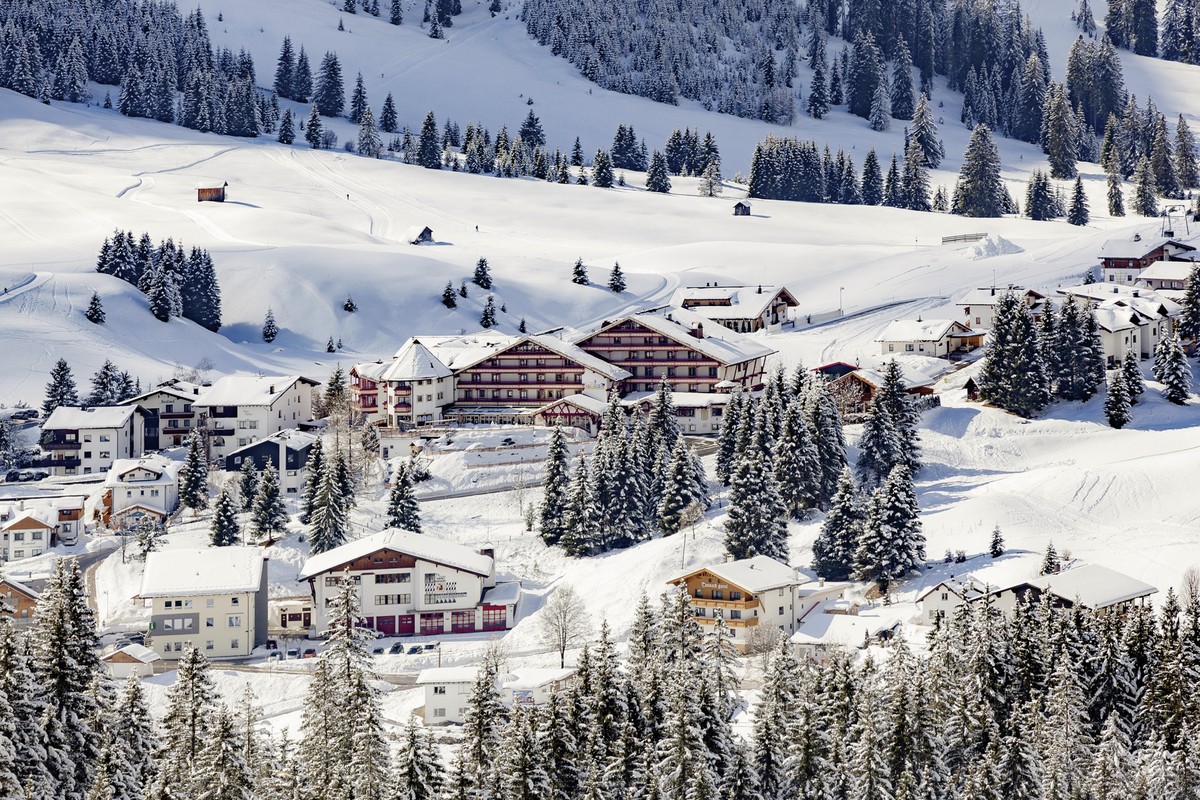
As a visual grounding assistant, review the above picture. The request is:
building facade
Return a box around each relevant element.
[677,284,799,333]
[223,429,317,495]
[122,380,206,451]
[38,405,148,476]
[298,528,519,638]
[194,375,318,461]
[101,455,181,530]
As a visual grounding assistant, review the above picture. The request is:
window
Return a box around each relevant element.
[227,615,242,628]
[729,591,742,601]
[230,597,239,606]
[695,589,702,598]
[99,435,110,442]
[11,533,22,542]
[778,606,785,616]
[374,594,412,606]
[231,639,240,649]
[434,686,447,695]
[713,590,724,600]
[206,617,214,627]
[940,592,949,601]
[205,640,214,650]
[730,610,741,620]
[433,708,446,718]
[206,598,215,608]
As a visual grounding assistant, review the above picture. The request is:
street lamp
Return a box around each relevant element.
[839,287,845,316]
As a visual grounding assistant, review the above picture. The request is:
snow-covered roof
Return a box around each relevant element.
[351,361,391,381]
[672,555,805,594]
[195,375,317,408]
[2,509,57,531]
[876,319,975,342]
[674,285,798,320]
[1098,236,1192,259]
[957,286,1044,306]
[403,225,433,243]
[102,643,162,663]
[1059,284,1182,318]
[1092,308,1138,334]
[1137,260,1196,281]
[105,454,181,486]
[225,428,319,457]
[481,580,521,606]
[503,668,575,690]
[838,366,934,391]
[140,547,267,598]
[397,331,518,373]
[535,393,610,416]
[525,334,631,381]
[123,380,206,405]
[382,339,455,382]
[195,180,227,189]
[0,576,42,600]
[1026,564,1157,609]
[621,391,730,409]
[790,607,901,648]
[417,667,482,685]
[583,306,775,366]
[43,405,140,430]
[298,528,494,581]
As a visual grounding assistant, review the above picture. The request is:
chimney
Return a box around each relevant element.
[478,547,495,560]
[269,385,275,394]
[1134,233,1142,241]
[690,322,704,339]
[1133,289,1140,297]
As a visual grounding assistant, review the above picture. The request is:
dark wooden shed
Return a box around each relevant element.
[196,181,228,202]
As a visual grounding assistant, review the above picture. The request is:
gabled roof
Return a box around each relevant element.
[396,331,518,373]
[195,375,317,408]
[580,306,775,366]
[43,405,141,430]
[503,668,575,690]
[0,576,42,600]
[417,667,483,685]
[670,555,804,594]
[1,510,56,531]
[621,391,730,408]
[1137,260,1196,281]
[876,319,976,342]
[225,428,319,458]
[834,366,934,391]
[350,361,391,381]
[534,393,610,416]
[1098,236,1193,260]
[813,362,860,378]
[790,606,901,647]
[1092,308,1138,334]
[298,528,494,581]
[1025,564,1157,609]
[102,643,162,664]
[1057,284,1182,319]
[403,225,433,243]
[195,180,228,189]
[957,286,1045,306]
[122,381,205,405]
[105,454,181,486]
[443,333,632,381]
[140,547,266,597]
[382,339,455,382]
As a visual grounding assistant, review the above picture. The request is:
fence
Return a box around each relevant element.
[941,232,988,245]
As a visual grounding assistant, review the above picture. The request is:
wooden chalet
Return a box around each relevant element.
[732,201,751,216]
[0,577,41,626]
[677,284,799,333]
[405,225,434,245]
[827,367,935,418]
[196,181,228,202]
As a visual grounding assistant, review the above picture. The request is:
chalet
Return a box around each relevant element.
[732,201,751,216]
[915,579,988,624]
[0,576,41,625]
[667,556,848,653]
[404,225,434,245]
[532,393,609,436]
[121,379,206,450]
[1001,564,1157,612]
[38,405,149,476]
[876,318,983,359]
[196,181,228,202]
[812,361,860,381]
[827,366,935,419]
[140,546,269,660]
[349,362,390,424]
[297,528,520,638]
[194,375,319,461]
[101,454,181,530]
[223,428,317,496]
[381,336,485,429]
[0,510,55,562]
[0,497,84,548]
[1098,234,1194,284]
[956,286,1047,331]
[675,284,799,333]
[419,666,576,724]
[622,390,732,435]
[576,306,774,395]
[101,643,162,678]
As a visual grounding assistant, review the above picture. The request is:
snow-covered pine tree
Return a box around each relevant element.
[539,427,570,544]
[571,258,589,285]
[1177,264,1200,342]
[356,106,382,158]
[1067,176,1089,225]
[314,52,345,117]
[158,645,218,791]
[262,308,279,342]
[1157,332,1192,404]
[1132,156,1158,216]
[480,295,497,328]
[250,464,288,542]
[869,79,891,132]
[805,379,848,506]
[386,463,421,532]
[953,124,1005,217]
[237,459,260,510]
[856,402,900,488]
[774,402,820,519]
[911,93,944,168]
[1105,370,1132,429]
[724,449,788,562]
[811,467,863,580]
[990,525,1005,558]
[472,257,492,289]
[209,486,240,546]
[1121,349,1145,406]
[608,262,626,292]
[43,358,79,416]
[977,291,1051,417]
[85,292,105,324]
[179,430,209,512]
[1041,541,1061,574]
[196,706,255,800]
[394,718,444,800]
[854,463,924,593]
[309,453,349,553]
[658,438,699,535]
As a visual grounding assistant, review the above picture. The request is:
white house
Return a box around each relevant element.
[101,454,182,530]
[418,666,577,724]
[380,338,458,428]
[0,497,85,555]
[1098,235,1194,284]
[297,528,519,638]
[100,643,162,678]
[39,405,148,476]
[790,605,902,660]
[956,286,1047,331]
[876,319,984,358]
[914,579,989,624]
[1058,284,1181,362]
[139,547,269,660]
[1136,259,1195,301]
[675,284,800,333]
[668,556,849,652]
[194,375,319,461]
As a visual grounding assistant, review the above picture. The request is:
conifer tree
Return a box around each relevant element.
[608,262,626,292]
[309,453,349,553]
[774,402,820,519]
[901,137,931,211]
[646,150,672,193]
[277,108,295,144]
[811,467,863,580]
[977,292,1051,417]
[314,52,345,117]
[480,295,497,328]
[1067,176,1089,225]
[472,257,493,289]
[43,358,79,416]
[379,94,398,133]
[304,105,324,148]
[85,292,105,324]
[417,111,442,169]
[179,431,209,512]
[539,427,570,545]
[890,38,916,121]
[209,486,240,546]
[571,258,589,285]
[953,125,1005,217]
[386,463,421,532]
[854,463,924,593]
[238,459,259,511]
[1105,370,1132,429]
[990,525,1005,557]
[1107,172,1125,216]
[911,93,944,168]
[724,450,788,562]
[1132,156,1158,216]
[1122,350,1146,405]
[158,645,218,790]
[356,106,382,158]
[1175,115,1198,189]
[441,281,457,308]
[250,465,288,542]
[262,308,279,342]
[1158,332,1192,404]
[856,402,900,488]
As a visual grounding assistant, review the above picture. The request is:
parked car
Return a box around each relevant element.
[372,646,385,656]
[285,648,300,659]
[302,648,317,658]
[423,642,439,651]
[126,632,146,645]
[4,470,19,483]
[266,652,283,662]
[265,640,278,651]
[10,409,38,421]
[406,645,422,655]
[388,642,405,655]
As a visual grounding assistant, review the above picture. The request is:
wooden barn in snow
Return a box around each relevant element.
[405,225,434,245]
[732,201,751,216]
[196,181,228,202]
